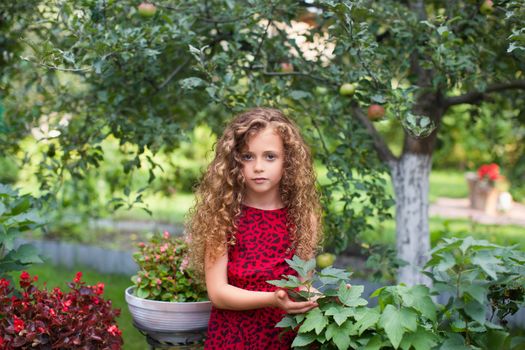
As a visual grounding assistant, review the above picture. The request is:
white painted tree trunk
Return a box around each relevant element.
[390,153,432,286]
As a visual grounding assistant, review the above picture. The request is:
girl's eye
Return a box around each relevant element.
[241,154,252,161]
[266,154,276,160]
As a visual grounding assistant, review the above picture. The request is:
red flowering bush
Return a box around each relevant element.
[0,271,123,349]
[477,163,501,182]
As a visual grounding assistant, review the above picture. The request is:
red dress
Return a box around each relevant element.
[204,205,298,349]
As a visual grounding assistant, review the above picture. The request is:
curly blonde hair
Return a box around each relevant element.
[185,107,322,282]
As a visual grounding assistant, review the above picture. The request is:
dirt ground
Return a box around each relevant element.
[430,197,525,227]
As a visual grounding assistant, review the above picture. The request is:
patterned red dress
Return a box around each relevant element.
[204,205,298,350]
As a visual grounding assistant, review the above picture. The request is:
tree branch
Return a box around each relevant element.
[444,80,525,108]
[350,105,398,166]
[157,58,190,91]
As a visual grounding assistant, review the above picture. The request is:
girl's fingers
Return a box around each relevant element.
[286,300,318,314]
[287,303,318,314]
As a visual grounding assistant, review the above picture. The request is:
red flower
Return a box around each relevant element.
[19,271,32,288]
[73,272,83,283]
[13,315,25,332]
[477,163,500,181]
[0,278,9,289]
[93,282,105,295]
[0,335,4,346]
[107,325,122,336]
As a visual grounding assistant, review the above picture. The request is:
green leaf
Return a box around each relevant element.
[399,327,439,350]
[363,335,384,350]
[179,77,205,90]
[136,287,150,299]
[291,333,316,348]
[439,333,469,350]
[464,300,486,325]
[326,321,353,350]
[462,283,487,304]
[7,244,43,264]
[325,305,354,326]
[338,283,367,307]
[289,90,312,100]
[300,308,328,335]
[398,285,436,322]
[275,315,297,329]
[354,306,380,335]
[284,255,316,279]
[0,202,6,216]
[318,266,352,285]
[472,250,505,280]
[379,305,417,349]
[333,329,351,350]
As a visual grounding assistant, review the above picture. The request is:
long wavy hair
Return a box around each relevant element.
[185,107,322,282]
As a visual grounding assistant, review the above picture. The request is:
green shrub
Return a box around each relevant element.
[0,157,18,184]
[0,184,43,278]
[270,237,525,349]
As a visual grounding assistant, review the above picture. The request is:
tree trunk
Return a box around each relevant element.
[391,152,433,286]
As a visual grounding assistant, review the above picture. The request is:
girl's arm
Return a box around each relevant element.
[205,251,318,313]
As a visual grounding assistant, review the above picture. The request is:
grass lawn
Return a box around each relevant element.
[363,216,525,250]
[10,264,147,350]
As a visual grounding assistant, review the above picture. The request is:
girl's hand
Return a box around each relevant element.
[274,289,318,314]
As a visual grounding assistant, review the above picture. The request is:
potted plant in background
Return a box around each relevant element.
[466,163,510,215]
[125,231,211,345]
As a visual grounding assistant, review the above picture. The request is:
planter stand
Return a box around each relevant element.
[133,321,205,349]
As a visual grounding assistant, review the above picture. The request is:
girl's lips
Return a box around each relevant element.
[253,178,267,183]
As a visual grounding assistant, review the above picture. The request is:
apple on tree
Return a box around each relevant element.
[339,83,357,97]
[367,104,385,121]
[137,2,157,18]
[316,253,336,268]
[280,62,294,73]
[480,0,494,15]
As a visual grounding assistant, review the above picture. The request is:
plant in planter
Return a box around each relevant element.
[466,163,510,214]
[0,271,122,349]
[125,231,211,344]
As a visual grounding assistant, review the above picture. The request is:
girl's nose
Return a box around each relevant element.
[254,158,264,172]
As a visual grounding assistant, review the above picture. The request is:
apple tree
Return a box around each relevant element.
[1,0,524,285]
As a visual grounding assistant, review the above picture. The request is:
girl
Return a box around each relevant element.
[186,107,323,349]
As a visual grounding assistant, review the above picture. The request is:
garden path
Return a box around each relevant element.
[430,197,525,227]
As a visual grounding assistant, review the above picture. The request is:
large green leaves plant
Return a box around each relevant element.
[0,184,43,277]
[271,237,525,349]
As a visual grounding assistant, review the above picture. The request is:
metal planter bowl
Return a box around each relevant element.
[125,286,212,340]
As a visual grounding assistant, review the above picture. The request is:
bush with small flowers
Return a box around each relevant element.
[0,271,122,349]
[131,231,207,302]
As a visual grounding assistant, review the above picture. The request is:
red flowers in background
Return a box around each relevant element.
[0,271,122,349]
[477,163,501,182]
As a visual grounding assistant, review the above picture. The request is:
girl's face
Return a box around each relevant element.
[240,127,284,203]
